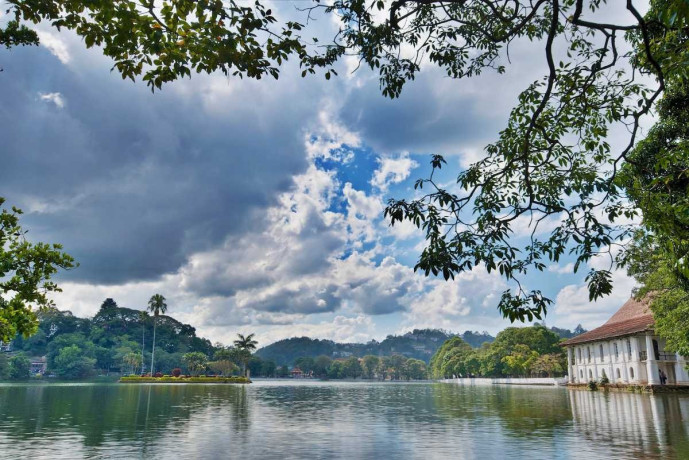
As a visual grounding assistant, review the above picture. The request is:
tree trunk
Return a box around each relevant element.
[141,324,146,375]
[150,317,157,376]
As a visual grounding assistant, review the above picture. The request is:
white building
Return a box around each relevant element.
[562,297,689,386]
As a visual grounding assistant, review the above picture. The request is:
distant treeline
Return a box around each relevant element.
[255,329,494,366]
[430,324,575,379]
[256,324,586,366]
[265,355,428,380]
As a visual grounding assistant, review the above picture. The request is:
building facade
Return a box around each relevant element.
[562,297,689,386]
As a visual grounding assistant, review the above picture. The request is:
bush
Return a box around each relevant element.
[599,375,609,385]
[588,380,598,391]
[153,372,163,378]
[172,368,182,377]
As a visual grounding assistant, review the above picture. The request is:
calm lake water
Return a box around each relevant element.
[1,380,688,459]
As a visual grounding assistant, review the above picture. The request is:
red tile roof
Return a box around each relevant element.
[561,297,654,346]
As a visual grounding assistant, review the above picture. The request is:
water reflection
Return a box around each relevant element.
[569,389,689,458]
[0,381,688,459]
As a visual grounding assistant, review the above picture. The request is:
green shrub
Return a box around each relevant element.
[588,380,598,391]
[599,375,609,385]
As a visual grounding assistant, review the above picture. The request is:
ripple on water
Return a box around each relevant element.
[0,381,688,459]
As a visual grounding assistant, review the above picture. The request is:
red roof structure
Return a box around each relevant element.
[561,297,654,346]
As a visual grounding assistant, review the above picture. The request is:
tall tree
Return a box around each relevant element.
[139,310,149,375]
[233,333,258,378]
[0,198,75,342]
[147,294,167,376]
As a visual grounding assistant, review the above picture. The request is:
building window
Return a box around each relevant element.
[587,347,591,363]
[614,343,619,360]
[599,344,604,362]
[616,368,621,380]
[627,338,632,359]
[602,369,607,379]
[580,370,583,379]
[578,348,582,362]
[629,367,635,379]
[588,369,593,380]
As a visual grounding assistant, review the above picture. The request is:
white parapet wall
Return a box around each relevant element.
[440,377,567,386]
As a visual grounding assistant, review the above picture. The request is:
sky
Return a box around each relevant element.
[0,4,644,347]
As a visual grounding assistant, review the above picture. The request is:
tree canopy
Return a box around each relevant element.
[0,198,75,342]
[429,325,566,378]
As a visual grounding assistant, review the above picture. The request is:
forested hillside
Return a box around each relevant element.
[7,299,216,378]
[256,329,495,366]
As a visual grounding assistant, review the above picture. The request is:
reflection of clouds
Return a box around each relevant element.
[2,383,689,458]
[569,390,689,458]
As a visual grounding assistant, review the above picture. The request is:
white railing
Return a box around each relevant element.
[441,377,566,386]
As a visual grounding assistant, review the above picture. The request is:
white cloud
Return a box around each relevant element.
[371,154,418,191]
[548,262,575,274]
[36,31,71,64]
[38,92,65,108]
[402,265,509,332]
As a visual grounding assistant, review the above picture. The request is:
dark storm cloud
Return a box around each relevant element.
[0,34,519,291]
[0,46,320,284]
[338,68,513,156]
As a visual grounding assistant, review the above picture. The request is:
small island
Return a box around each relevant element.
[120,375,250,384]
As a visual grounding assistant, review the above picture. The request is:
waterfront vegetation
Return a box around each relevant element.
[430,325,567,379]
[120,375,249,384]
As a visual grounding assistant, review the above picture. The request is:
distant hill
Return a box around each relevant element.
[538,323,588,339]
[255,329,495,366]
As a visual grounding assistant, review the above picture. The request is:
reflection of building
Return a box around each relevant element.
[562,297,689,385]
[569,389,689,457]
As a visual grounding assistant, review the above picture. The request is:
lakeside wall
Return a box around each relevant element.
[440,377,567,386]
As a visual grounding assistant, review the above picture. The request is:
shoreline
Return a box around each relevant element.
[119,376,251,384]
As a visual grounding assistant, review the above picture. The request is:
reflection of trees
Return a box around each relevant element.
[569,390,689,458]
[0,383,251,451]
[430,383,571,436]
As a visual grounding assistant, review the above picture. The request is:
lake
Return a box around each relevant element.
[1,380,688,459]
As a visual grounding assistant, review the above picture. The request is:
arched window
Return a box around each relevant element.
[578,348,582,361]
[602,369,607,379]
[587,347,591,363]
[588,369,593,379]
[616,368,621,379]
[627,338,632,359]
[614,343,619,360]
[629,367,635,379]
[599,344,604,361]
[580,370,583,379]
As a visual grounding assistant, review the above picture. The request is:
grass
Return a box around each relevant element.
[120,376,250,384]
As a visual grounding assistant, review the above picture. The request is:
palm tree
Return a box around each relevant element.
[139,311,149,375]
[147,294,167,376]
[233,333,258,378]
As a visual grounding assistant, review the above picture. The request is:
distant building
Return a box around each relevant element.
[291,367,304,378]
[30,357,47,375]
[562,297,689,385]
